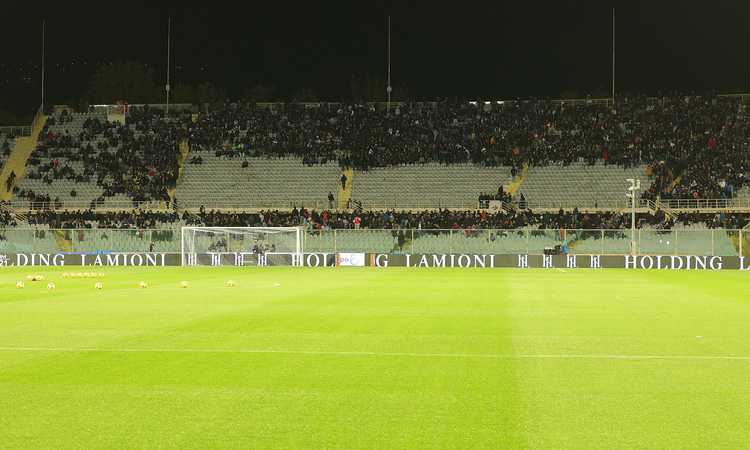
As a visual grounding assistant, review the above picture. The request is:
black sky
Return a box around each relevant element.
[1,0,750,114]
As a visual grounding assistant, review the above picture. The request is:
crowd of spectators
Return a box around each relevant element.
[0,208,17,227]
[191,97,725,155]
[9,94,750,211]
[185,96,750,202]
[25,107,191,204]
[478,186,512,207]
[26,209,179,229]
[13,207,750,232]
[1,137,11,171]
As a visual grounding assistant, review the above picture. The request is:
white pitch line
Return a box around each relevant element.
[0,347,749,361]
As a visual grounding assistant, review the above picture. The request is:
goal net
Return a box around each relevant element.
[181,226,303,267]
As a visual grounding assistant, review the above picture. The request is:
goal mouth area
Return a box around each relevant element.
[180,226,303,267]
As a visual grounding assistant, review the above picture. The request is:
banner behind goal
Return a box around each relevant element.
[181,226,303,266]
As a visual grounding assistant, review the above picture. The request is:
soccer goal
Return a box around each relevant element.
[181,226,303,267]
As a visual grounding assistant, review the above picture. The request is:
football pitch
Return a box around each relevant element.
[1,266,749,449]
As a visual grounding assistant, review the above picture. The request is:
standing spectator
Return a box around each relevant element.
[708,136,717,151]
[397,229,406,251]
[6,170,15,192]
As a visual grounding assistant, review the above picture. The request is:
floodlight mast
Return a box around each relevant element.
[626,178,641,256]
[386,16,392,114]
[165,17,171,116]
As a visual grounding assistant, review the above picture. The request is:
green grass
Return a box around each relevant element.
[1,267,749,449]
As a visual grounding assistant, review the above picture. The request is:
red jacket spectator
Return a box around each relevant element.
[708,136,717,151]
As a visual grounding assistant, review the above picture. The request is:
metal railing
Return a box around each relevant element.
[0,126,32,138]
[7,198,484,212]
[7,194,750,214]
[7,199,176,211]
[517,199,633,211]
[0,227,746,257]
[87,103,197,114]
[655,198,750,210]
[73,93,750,116]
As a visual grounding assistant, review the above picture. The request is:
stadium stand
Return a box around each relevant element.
[19,110,109,206]
[352,163,514,209]
[0,134,14,165]
[520,162,648,208]
[3,94,750,262]
[2,95,748,210]
[177,156,341,208]
[3,214,745,256]
[16,107,189,209]
[0,113,47,202]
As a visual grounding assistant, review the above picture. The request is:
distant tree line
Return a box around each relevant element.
[79,60,416,108]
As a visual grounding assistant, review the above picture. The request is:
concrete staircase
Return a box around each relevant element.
[168,139,191,204]
[337,168,353,209]
[506,163,528,196]
[0,111,47,201]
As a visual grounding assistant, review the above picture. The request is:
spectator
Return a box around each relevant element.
[6,170,15,192]
[14,206,750,231]
[397,229,406,251]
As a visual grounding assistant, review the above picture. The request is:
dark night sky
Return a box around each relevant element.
[1,0,750,115]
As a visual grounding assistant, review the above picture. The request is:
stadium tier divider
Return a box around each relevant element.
[0,227,743,257]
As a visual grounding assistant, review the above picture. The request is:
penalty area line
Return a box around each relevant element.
[0,347,748,361]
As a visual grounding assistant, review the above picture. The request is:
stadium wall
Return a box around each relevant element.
[2,252,750,270]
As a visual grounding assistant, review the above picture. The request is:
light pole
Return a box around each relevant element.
[41,19,45,111]
[611,8,615,104]
[165,17,171,116]
[626,178,641,256]
[386,16,391,114]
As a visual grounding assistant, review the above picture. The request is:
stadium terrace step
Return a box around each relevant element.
[176,156,342,210]
[352,163,513,209]
[520,162,649,209]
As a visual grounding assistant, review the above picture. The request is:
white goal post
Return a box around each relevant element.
[181,226,303,267]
